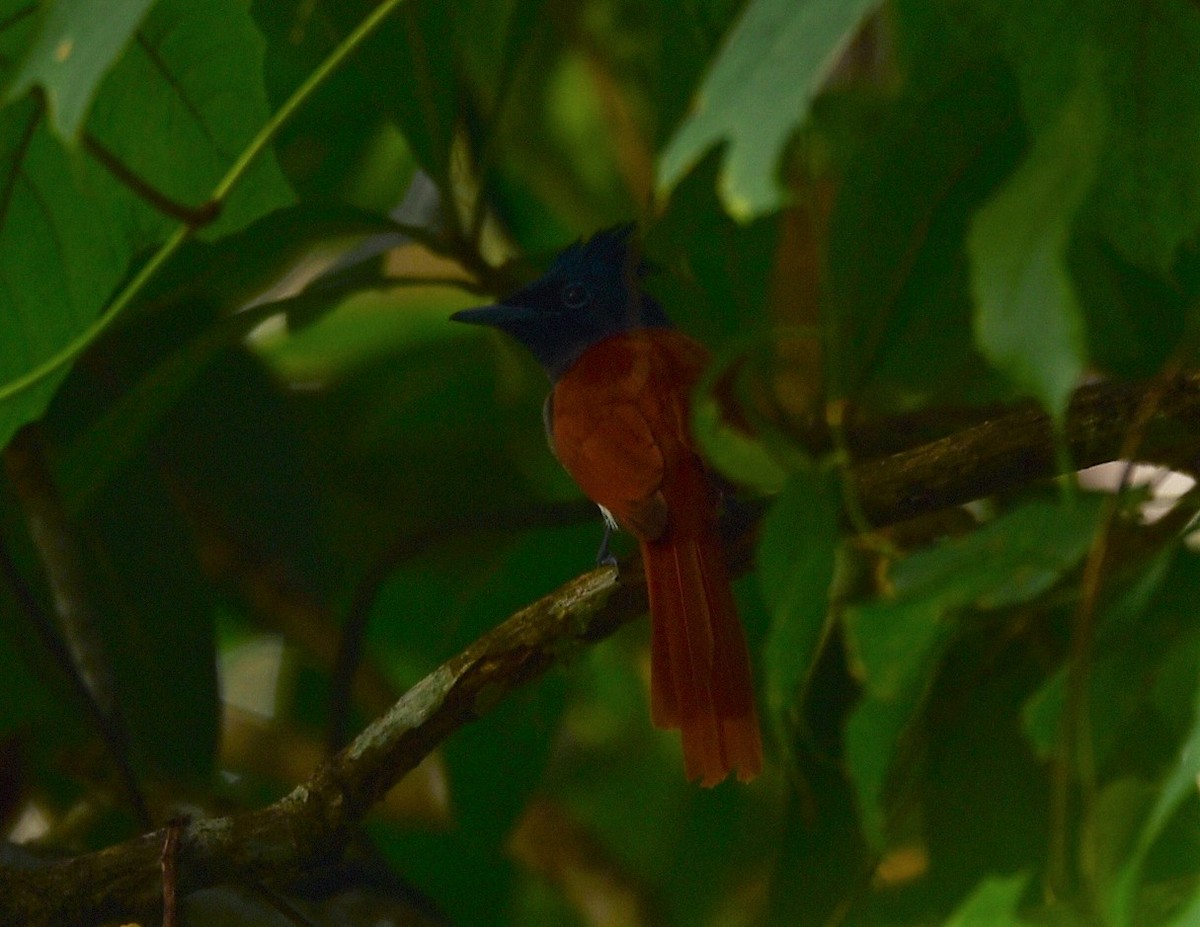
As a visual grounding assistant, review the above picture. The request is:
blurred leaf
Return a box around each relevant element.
[658,0,882,220]
[83,456,220,781]
[844,689,932,849]
[869,497,1102,625]
[922,633,1050,905]
[1109,676,1200,925]
[691,334,790,494]
[647,151,780,340]
[845,497,1101,845]
[1089,0,1200,274]
[1022,545,1179,763]
[757,466,839,721]
[945,872,1031,926]
[968,54,1104,420]
[257,0,458,187]
[1164,885,1200,927]
[51,204,399,511]
[825,59,1024,406]
[983,0,1200,274]
[4,0,157,139]
[1071,233,1190,380]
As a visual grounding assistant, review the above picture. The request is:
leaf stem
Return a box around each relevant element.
[0,0,413,407]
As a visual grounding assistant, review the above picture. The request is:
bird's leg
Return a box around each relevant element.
[595,505,620,567]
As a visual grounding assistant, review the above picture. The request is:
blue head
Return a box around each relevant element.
[451,225,671,381]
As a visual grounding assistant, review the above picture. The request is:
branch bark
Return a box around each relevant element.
[4,374,1200,925]
[0,567,637,926]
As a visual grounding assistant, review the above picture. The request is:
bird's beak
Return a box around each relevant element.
[450,303,533,329]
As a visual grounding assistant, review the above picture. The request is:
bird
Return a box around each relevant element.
[452,226,763,786]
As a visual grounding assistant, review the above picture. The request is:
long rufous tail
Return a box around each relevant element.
[643,528,763,786]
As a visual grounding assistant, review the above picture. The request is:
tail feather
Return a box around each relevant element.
[644,531,762,786]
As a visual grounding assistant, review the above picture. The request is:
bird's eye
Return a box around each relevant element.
[561,282,591,310]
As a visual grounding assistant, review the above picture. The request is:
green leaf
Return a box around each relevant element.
[757,466,839,719]
[0,101,129,451]
[824,59,1025,406]
[1090,1,1200,273]
[983,0,1200,274]
[4,0,157,140]
[1164,885,1200,927]
[692,391,789,493]
[657,0,882,220]
[844,688,933,847]
[691,332,790,494]
[945,873,1032,926]
[0,0,294,451]
[86,0,293,239]
[844,497,1101,845]
[967,54,1106,420]
[1110,676,1200,925]
[1022,546,1178,762]
[881,497,1103,614]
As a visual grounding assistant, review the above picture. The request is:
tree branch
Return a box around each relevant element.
[0,566,634,927]
[846,374,1200,526]
[4,373,1200,925]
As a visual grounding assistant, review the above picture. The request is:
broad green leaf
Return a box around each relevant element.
[0,101,128,451]
[1090,1,1200,274]
[968,56,1106,420]
[880,497,1103,613]
[845,687,935,847]
[4,0,157,139]
[253,0,418,208]
[657,0,882,220]
[945,873,1032,926]
[757,466,839,720]
[0,0,292,450]
[690,331,790,494]
[692,391,788,494]
[87,0,292,240]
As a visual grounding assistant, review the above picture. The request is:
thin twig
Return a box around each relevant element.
[1048,362,1194,905]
